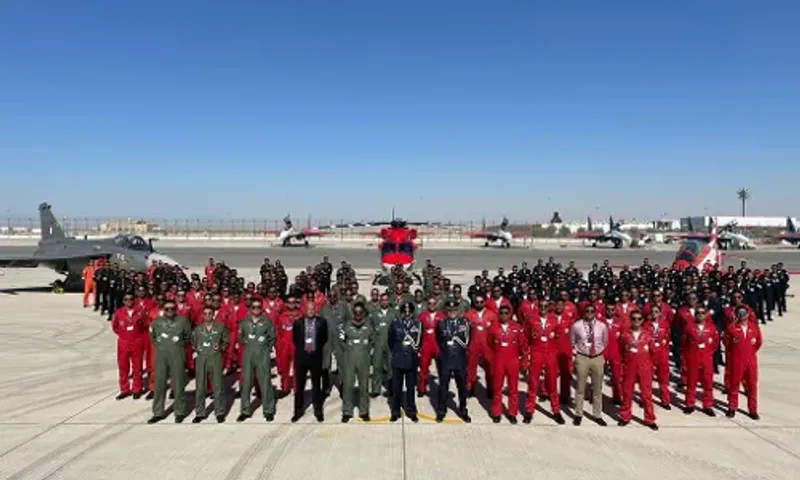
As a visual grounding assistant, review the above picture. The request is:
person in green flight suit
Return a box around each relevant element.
[148,300,192,424]
[191,306,229,423]
[366,288,381,314]
[450,285,471,316]
[338,302,375,422]
[321,289,353,396]
[370,292,399,397]
[236,299,277,422]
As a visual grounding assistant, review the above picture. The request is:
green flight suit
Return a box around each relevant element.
[354,294,368,305]
[422,273,434,298]
[366,300,380,315]
[150,315,192,418]
[321,301,352,372]
[369,307,398,395]
[338,320,374,416]
[191,322,229,417]
[389,293,414,310]
[451,297,471,316]
[239,315,277,417]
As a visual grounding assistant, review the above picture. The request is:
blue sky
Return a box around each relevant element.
[1,0,798,222]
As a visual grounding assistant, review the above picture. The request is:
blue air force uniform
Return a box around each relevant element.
[435,300,471,421]
[388,303,423,419]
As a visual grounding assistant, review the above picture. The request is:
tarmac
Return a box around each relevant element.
[1,249,800,479]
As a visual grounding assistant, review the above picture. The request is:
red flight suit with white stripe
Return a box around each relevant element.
[618,328,656,425]
[488,321,528,417]
[112,306,146,395]
[600,310,624,403]
[417,309,444,395]
[683,319,719,410]
[464,307,496,392]
[524,313,560,415]
[725,320,762,415]
[554,308,576,402]
[647,313,672,405]
[275,308,300,392]
[486,295,512,315]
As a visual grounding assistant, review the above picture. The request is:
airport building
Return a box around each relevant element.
[680,216,795,229]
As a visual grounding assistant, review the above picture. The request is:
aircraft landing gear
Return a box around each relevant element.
[304,239,309,248]
[484,241,489,247]
[503,241,511,248]
[613,240,622,249]
[591,242,598,248]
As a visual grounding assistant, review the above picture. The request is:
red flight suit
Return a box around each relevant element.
[647,315,672,405]
[725,321,762,414]
[615,301,637,328]
[186,290,206,314]
[417,309,444,394]
[554,310,576,401]
[227,303,247,371]
[112,307,146,394]
[263,297,285,323]
[721,305,757,389]
[600,312,624,403]
[676,306,697,382]
[515,298,537,326]
[524,313,560,415]
[618,329,656,425]
[488,322,528,417]
[275,309,300,391]
[486,296,512,315]
[683,321,719,409]
[464,308,496,392]
[578,299,604,317]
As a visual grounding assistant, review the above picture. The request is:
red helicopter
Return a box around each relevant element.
[378,218,418,269]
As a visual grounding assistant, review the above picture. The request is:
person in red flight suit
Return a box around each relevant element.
[133,285,156,315]
[724,305,762,420]
[642,290,674,324]
[523,298,565,425]
[617,311,658,430]
[675,293,701,384]
[174,290,192,319]
[600,302,624,405]
[485,285,512,315]
[112,293,146,400]
[516,290,539,326]
[263,286,285,323]
[275,295,301,395]
[417,297,444,396]
[204,258,216,287]
[722,292,757,330]
[488,305,528,423]
[646,304,672,408]
[186,281,206,314]
[464,294,496,397]
[143,294,167,398]
[553,298,576,404]
[226,294,249,373]
[578,289,604,318]
[683,306,718,416]
[305,280,327,315]
[557,289,579,321]
[614,290,637,327]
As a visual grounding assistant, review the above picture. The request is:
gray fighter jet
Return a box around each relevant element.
[0,203,182,288]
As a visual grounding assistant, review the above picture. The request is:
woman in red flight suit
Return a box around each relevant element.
[618,311,658,430]
[683,307,719,416]
[724,306,762,420]
[417,299,444,396]
[487,305,528,424]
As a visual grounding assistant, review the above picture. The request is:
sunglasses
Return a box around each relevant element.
[164,307,175,311]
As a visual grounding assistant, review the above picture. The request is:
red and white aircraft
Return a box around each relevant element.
[276,215,328,247]
[673,218,721,271]
[468,216,513,248]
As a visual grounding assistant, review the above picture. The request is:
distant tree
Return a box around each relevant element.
[576,227,587,234]
[530,224,548,238]
[737,188,750,216]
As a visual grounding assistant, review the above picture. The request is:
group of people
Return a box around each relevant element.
[88,254,789,428]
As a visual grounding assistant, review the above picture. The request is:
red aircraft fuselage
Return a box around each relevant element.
[378,223,418,268]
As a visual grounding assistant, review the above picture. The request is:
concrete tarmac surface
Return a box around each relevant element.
[2,260,800,480]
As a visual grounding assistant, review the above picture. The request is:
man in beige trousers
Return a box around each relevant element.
[570,305,609,426]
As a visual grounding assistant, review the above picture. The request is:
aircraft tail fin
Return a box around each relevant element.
[709,217,721,265]
[587,216,594,231]
[38,203,65,241]
[787,216,796,234]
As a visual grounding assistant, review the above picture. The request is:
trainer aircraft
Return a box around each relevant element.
[674,218,722,271]
[776,217,800,247]
[573,216,643,249]
[0,203,182,289]
[468,216,514,248]
[275,214,327,247]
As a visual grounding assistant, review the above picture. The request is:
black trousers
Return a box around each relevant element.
[437,367,467,415]
[391,367,418,415]
[778,288,787,315]
[294,360,324,415]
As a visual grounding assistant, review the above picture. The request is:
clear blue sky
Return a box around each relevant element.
[1,0,798,222]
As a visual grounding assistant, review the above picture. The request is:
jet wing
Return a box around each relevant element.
[573,231,604,239]
[666,232,711,240]
[0,255,41,268]
[468,231,496,240]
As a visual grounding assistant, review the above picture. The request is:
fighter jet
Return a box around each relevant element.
[0,203,181,289]
[573,216,643,249]
[667,218,754,250]
[776,217,800,247]
[468,216,513,248]
[275,214,326,247]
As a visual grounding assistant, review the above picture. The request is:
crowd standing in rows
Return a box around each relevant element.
[80,255,790,428]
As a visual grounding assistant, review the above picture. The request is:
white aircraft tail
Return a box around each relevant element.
[708,217,721,266]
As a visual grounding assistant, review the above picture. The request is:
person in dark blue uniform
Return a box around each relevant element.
[435,299,471,423]
[388,302,423,422]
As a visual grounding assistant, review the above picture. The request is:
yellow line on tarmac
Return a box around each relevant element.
[357,416,392,423]
[416,413,464,424]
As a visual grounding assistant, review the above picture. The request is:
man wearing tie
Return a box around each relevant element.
[570,305,609,426]
[292,300,329,422]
